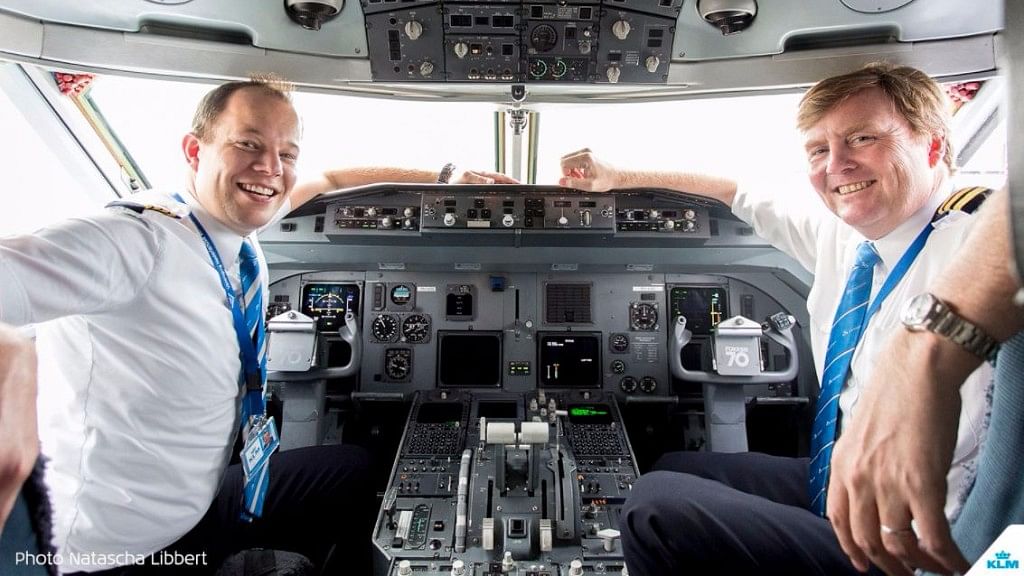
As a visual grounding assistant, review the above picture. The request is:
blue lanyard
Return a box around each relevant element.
[861,223,934,328]
[173,194,265,416]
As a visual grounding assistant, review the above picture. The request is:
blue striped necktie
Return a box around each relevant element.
[239,239,269,518]
[239,239,267,383]
[808,241,880,516]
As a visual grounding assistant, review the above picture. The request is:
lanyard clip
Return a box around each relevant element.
[245,370,264,393]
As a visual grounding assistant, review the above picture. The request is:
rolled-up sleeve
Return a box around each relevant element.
[731,174,831,272]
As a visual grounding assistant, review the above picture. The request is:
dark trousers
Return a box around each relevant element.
[68,444,373,576]
[620,451,884,576]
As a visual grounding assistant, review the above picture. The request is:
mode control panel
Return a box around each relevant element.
[420,194,615,231]
[331,203,421,232]
[614,206,710,238]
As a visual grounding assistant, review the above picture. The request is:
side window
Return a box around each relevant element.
[0,79,102,236]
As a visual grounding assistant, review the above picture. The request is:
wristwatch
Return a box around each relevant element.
[437,163,456,184]
[900,292,999,363]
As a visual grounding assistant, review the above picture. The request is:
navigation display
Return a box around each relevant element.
[437,331,502,387]
[669,286,727,336]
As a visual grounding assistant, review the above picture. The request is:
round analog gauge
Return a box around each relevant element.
[312,293,345,314]
[640,376,658,394]
[390,284,413,305]
[530,24,558,52]
[385,349,412,380]
[371,314,399,342]
[610,333,630,353]
[630,302,658,331]
[619,376,638,393]
[401,314,431,343]
[610,360,626,374]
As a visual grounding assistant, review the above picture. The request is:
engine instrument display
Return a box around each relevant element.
[538,332,601,388]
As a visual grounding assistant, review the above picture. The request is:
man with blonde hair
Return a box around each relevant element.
[561,63,993,575]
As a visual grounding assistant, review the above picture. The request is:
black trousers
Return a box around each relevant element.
[620,451,884,576]
[68,444,374,576]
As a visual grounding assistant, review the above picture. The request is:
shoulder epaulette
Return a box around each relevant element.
[106,200,187,220]
[932,186,993,223]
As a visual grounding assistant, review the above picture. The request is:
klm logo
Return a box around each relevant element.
[987,551,1020,570]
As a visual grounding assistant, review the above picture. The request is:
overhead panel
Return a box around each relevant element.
[362,0,682,84]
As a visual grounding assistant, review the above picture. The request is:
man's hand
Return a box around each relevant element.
[0,324,38,536]
[452,169,519,185]
[559,148,620,192]
[827,330,974,576]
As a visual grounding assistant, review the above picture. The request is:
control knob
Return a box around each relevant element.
[451,559,466,576]
[502,551,515,572]
[419,61,434,77]
[606,66,621,84]
[557,215,569,226]
[683,208,696,220]
[581,210,592,227]
[366,207,377,217]
[612,20,631,40]
[578,39,592,54]
[403,218,416,228]
[569,559,584,576]
[502,214,515,227]
[645,55,661,73]
[453,42,469,59]
[664,220,675,231]
[404,20,423,40]
[683,220,696,231]
[640,376,658,393]
[443,212,458,227]
[404,207,416,218]
[381,216,394,229]
[398,560,413,576]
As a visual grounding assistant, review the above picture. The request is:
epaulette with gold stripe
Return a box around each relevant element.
[106,200,186,219]
[932,186,992,223]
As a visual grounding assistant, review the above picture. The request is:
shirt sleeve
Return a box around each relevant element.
[262,198,293,231]
[0,210,164,326]
[730,173,831,272]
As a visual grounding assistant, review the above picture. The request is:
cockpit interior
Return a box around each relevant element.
[0,0,1013,574]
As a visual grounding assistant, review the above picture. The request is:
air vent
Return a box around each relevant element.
[546,283,592,324]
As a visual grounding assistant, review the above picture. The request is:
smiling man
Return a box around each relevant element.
[0,77,511,575]
[559,63,992,575]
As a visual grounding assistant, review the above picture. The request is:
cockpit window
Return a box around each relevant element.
[88,75,499,190]
[82,75,1006,192]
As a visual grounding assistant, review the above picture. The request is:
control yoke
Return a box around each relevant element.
[669,313,798,452]
[266,310,362,378]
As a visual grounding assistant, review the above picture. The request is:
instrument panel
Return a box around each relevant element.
[270,271,801,399]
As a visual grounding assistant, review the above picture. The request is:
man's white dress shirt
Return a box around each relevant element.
[0,190,269,572]
[732,177,991,517]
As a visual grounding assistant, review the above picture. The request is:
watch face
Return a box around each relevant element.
[901,293,936,327]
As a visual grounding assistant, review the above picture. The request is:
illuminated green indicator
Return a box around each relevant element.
[570,407,609,417]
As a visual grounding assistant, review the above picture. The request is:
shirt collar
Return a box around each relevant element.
[869,188,948,272]
[178,191,250,268]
